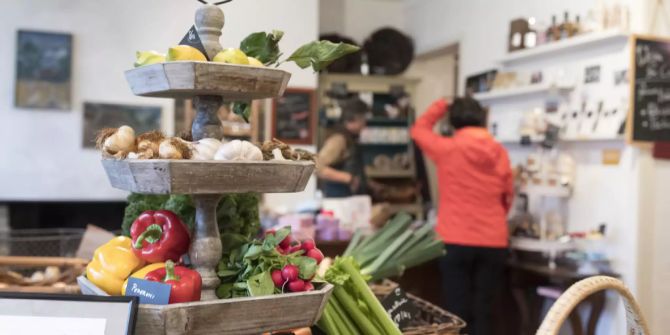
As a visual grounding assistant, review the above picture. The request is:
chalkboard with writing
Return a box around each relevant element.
[272,88,316,144]
[631,36,670,142]
[380,287,420,330]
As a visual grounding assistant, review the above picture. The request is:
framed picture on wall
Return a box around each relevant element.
[15,30,72,110]
[82,102,162,148]
[272,88,316,144]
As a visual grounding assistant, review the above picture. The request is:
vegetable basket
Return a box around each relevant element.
[370,280,466,335]
[537,276,649,335]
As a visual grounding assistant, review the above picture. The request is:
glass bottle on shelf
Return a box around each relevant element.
[559,12,571,39]
[570,15,581,36]
[546,15,558,42]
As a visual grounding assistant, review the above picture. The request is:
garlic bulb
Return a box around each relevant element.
[159,137,192,159]
[214,140,263,161]
[272,148,287,161]
[96,125,136,158]
[135,130,165,159]
[190,138,222,160]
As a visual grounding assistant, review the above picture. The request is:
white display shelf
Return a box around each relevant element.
[499,29,629,65]
[497,135,625,145]
[474,83,573,102]
[521,185,572,198]
[510,237,575,253]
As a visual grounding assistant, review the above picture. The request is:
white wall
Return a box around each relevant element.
[319,0,407,43]
[0,0,318,201]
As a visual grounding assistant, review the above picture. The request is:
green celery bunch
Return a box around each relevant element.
[319,257,402,335]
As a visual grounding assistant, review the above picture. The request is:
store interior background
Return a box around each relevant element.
[0,0,669,333]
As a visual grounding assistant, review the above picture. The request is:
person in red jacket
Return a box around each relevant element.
[411,97,513,335]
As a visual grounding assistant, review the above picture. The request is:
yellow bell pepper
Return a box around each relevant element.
[121,262,165,295]
[86,236,144,295]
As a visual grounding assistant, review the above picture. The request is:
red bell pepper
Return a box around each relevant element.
[145,260,202,304]
[131,210,190,263]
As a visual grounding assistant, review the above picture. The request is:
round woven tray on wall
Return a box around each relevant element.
[371,280,466,335]
[537,276,650,335]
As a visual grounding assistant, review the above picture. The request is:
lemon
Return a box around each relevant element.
[247,57,264,67]
[213,48,250,65]
[134,50,166,67]
[166,45,207,62]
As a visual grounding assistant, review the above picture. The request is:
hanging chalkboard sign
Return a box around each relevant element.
[272,88,316,144]
[630,35,670,142]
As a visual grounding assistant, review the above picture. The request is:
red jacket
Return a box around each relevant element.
[411,99,513,248]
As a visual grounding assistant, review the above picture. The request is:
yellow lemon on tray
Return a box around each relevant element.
[247,57,264,67]
[134,50,166,68]
[213,48,249,65]
[166,45,207,62]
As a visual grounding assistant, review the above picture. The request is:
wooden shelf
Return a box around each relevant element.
[498,135,625,145]
[499,29,629,65]
[365,167,415,178]
[474,84,574,102]
[125,61,291,100]
[102,159,314,194]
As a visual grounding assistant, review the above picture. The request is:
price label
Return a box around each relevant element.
[125,277,171,305]
[380,287,420,330]
[179,25,209,60]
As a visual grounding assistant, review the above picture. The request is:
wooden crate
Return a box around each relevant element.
[78,276,333,335]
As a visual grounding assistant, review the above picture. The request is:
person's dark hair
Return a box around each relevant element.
[449,97,486,129]
[340,98,369,122]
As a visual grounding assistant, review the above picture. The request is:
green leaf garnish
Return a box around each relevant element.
[286,40,360,72]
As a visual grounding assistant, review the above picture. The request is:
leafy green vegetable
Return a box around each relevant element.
[286,41,360,72]
[122,193,261,240]
[240,30,284,65]
[247,271,275,297]
[291,256,317,280]
[231,102,251,122]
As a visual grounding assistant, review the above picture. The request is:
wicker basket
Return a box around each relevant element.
[537,276,649,335]
[0,228,85,257]
[0,256,86,294]
[371,280,466,335]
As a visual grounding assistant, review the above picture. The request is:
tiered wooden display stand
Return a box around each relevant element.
[80,4,332,334]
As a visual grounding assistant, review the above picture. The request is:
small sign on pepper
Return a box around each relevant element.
[125,277,171,305]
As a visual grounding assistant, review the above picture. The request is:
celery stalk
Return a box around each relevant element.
[331,294,362,335]
[333,286,382,335]
[340,258,402,335]
[362,229,413,276]
[318,303,341,335]
[329,303,349,335]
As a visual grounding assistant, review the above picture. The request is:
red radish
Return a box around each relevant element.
[287,241,302,254]
[306,248,324,264]
[288,279,306,292]
[276,246,287,255]
[281,264,299,281]
[279,235,292,249]
[271,269,284,287]
[301,238,316,251]
[304,281,315,291]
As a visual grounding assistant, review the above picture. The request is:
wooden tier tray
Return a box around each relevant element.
[102,159,315,194]
[78,276,333,335]
[125,61,291,100]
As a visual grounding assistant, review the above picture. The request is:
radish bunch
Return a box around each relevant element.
[265,230,324,292]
